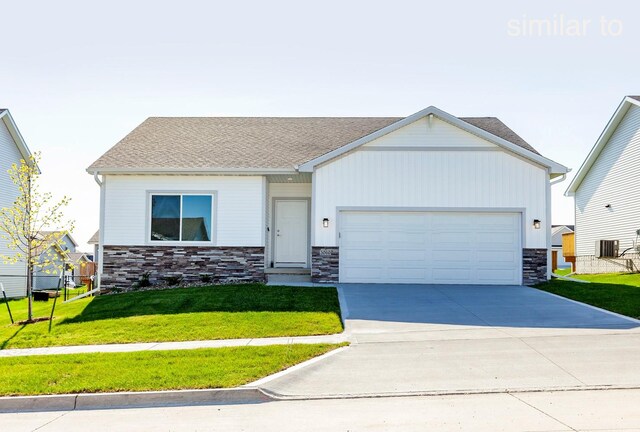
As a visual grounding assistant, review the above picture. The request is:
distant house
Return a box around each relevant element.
[88,230,99,264]
[551,225,574,269]
[566,96,640,273]
[0,109,33,298]
[88,106,568,288]
[33,231,89,289]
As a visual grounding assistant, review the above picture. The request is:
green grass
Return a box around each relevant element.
[0,344,343,396]
[0,284,342,349]
[536,272,640,319]
[554,268,572,276]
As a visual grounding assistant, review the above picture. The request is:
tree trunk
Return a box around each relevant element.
[26,263,33,322]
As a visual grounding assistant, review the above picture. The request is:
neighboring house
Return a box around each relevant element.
[551,225,574,269]
[66,252,91,286]
[88,230,99,263]
[566,96,640,274]
[0,109,33,298]
[87,106,568,288]
[33,231,81,289]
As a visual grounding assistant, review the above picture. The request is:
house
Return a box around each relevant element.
[88,230,99,264]
[551,225,574,269]
[0,109,33,298]
[87,106,568,289]
[33,231,83,289]
[566,96,640,274]
[66,252,92,286]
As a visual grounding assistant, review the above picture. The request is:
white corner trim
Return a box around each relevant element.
[0,109,36,169]
[298,106,569,174]
[565,96,640,196]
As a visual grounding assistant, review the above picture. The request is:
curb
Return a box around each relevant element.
[260,384,640,401]
[0,387,273,413]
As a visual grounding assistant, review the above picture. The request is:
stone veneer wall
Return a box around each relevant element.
[522,248,548,285]
[575,253,640,274]
[101,246,265,290]
[311,247,339,284]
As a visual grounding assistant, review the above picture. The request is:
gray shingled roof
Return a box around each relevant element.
[88,115,539,172]
[88,230,99,244]
[629,96,640,102]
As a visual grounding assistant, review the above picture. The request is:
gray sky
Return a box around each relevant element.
[1,0,638,251]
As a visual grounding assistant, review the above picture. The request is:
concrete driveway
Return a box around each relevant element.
[262,284,640,397]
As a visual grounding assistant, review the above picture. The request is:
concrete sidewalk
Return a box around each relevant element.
[4,388,640,431]
[0,333,347,358]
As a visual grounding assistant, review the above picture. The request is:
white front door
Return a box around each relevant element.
[274,199,309,267]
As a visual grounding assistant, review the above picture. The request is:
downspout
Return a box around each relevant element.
[93,173,105,290]
[547,172,569,279]
[93,173,103,187]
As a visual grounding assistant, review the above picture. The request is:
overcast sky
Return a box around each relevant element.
[1,0,638,251]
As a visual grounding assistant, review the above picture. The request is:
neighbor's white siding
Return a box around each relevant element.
[103,175,264,246]
[313,117,548,248]
[575,105,640,256]
[0,119,27,297]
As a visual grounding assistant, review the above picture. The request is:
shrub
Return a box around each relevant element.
[199,274,212,283]
[163,275,183,286]
[138,272,152,288]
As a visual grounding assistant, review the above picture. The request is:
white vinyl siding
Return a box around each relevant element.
[575,105,640,255]
[103,175,264,246]
[363,116,497,148]
[339,211,522,285]
[0,119,27,297]
[314,150,547,248]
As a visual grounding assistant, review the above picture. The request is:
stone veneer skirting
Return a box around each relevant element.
[575,253,640,274]
[522,248,548,286]
[101,246,265,290]
[311,247,339,284]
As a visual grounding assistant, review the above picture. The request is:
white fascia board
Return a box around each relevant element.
[298,106,569,175]
[565,97,639,196]
[86,167,298,175]
[0,109,38,171]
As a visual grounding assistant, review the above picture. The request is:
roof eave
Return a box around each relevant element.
[86,167,299,175]
[565,96,640,196]
[298,106,569,174]
[0,110,39,173]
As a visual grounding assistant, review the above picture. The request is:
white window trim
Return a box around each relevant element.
[146,191,218,246]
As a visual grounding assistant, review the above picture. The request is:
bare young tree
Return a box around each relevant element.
[0,152,74,322]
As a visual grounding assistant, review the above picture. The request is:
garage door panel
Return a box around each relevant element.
[432,268,472,283]
[341,250,384,262]
[477,268,518,283]
[477,232,518,245]
[339,211,522,285]
[432,232,470,243]
[345,267,384,282]
[477,250,518,263]
[387,267,428,279]
[340,212,383,227]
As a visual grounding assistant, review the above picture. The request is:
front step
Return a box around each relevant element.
[265,268,312,283]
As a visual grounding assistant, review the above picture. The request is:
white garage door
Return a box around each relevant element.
[339,211,522,285]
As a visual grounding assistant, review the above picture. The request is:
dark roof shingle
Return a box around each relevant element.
[88,115,539,171]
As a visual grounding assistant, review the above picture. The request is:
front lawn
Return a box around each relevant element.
[536,272,640,319]
[0,344,343,396]
[0,284,342,349]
